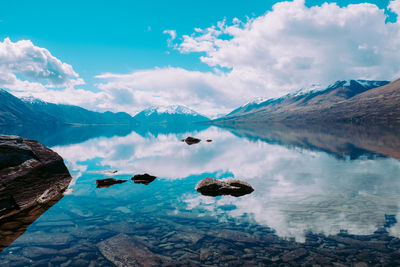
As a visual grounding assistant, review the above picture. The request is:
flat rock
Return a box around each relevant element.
[182,137,201,145]
[97,233,162,267]
[96,178,127,188]
[131,174,157,185]
[195,177,254,197]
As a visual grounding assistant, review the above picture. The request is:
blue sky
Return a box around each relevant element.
[1,0,400,116]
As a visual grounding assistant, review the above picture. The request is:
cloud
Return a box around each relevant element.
[95,67,243,116]
[4,0,400,117]
[93,0,400,116]
[179,0,400,92]
[51,127,400,242]
[0,38,112,111]
[163,29,177,47]
[0,38,83,88]
[390,0,400,15]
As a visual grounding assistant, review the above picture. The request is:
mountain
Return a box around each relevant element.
[22,97,136,125]
[0,90,57,125]
[214,79,397,126]
[133,105,210,124]
[0,90,137,126]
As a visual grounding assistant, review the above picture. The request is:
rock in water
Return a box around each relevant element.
[131,173,157,185]
[0,135,72,252]
[182,136,201,145]
[97,234,161,267]
[195,177,254,197]
[96,178,127,188]
[0,135,72,220]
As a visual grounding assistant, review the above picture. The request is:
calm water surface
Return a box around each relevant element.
[1,125,400,266]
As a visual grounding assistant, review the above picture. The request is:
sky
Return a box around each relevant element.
[1,0,400,117]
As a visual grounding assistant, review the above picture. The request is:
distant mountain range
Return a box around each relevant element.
[214,79,400,126]
[133,105,209,124]
[0,90,209,126]
[0,89,137,126]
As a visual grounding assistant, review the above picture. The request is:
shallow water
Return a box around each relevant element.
[1,124,400,266]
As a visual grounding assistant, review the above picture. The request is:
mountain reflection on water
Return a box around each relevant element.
[1,123,400,265]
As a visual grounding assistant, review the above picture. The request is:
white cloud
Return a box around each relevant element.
[51,127,400,242]
[0,38,112,112]
[93,0,400,116]
[179,0,400,93]
[163,29,177,47]
[4,0,400,117]
[0,38,83,88]
[390,0,400,15]
[95,67,244,116]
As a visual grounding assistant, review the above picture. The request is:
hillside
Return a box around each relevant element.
[0,90,57,125]
[214,79,399,126]
[23,97,136,125]
[0,90,137,126]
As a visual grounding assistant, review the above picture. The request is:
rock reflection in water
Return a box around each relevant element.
[195,177,254,197]
[131,173,157,185]
[96,178,127,188]
[0,194,64,252]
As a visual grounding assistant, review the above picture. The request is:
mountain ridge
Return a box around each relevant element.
[133,105,210,125]
[214,79,397,126]
[0,90,137,126]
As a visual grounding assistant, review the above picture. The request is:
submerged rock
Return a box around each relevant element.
[97,233,161,267]
[131,173,157,185]
[182,136,201,145]
[96,178,127,188]
[0,135,72,220]
[195,177,254,197]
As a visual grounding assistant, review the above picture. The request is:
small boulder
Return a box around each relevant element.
[195,177,254,197]
[131,173,157,185]
[182,136,201,145]
[96,178,127,188]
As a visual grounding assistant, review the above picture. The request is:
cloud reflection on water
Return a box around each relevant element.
[51,126,400,242]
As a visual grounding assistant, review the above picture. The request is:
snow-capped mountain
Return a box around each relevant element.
[134,105,209,124]
[327,80,389,90]
[225,79,390,117]
[214,77,400,127]
[0,91,137,126]
[20,96,48,105]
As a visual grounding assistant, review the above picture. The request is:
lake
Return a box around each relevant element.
[1,123,400,266]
